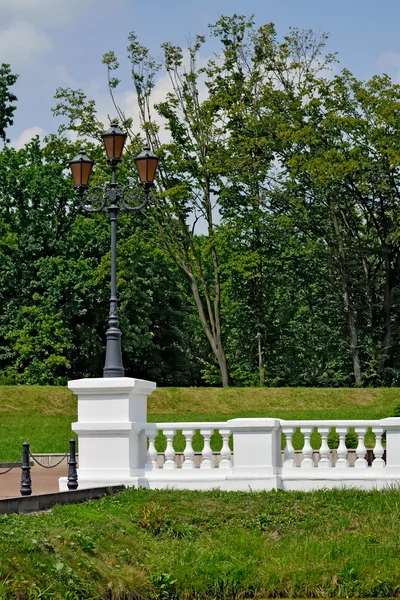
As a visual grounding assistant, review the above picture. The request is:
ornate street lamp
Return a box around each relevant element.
[69,122,159,377]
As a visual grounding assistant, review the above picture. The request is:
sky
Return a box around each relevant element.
[3,0,400,149]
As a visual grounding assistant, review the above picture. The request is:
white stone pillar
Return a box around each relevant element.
[380,417,400,476]
[228,418,281,487]
[59,377,156,491]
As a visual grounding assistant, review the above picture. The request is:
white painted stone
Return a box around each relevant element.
[228,418,281,477]
[300,427,314,468]
[182,429,195,469]
[59,377,156,490]
[380,418,400,475]
[60,390,400,493]
[318,427,332,468]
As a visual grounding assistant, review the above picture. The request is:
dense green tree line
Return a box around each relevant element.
[1,15,400,387]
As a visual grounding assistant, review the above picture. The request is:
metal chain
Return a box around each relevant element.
[29,451,69,469]
[0,452,23,475]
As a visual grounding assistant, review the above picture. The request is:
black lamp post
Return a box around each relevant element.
[69,122,159,378]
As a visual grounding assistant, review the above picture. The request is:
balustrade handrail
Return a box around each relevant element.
[148,421,231,430]
[148,419,384,429]
[280,419,382,428]
[148,418,280,431]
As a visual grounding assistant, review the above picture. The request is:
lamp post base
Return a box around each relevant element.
[103,326,124,378]
[103,366,125,377]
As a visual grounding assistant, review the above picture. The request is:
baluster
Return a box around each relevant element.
[372,427,385,468]
[145,430,159,469]
[318,427,332,468]
[336,427,349,468]
[200,429,213,469]
[301,427,314,468]
[219,429,232,468]
[354,427,368,468]
[182,429,195,469]
[282,427,295,468]
[163,429,177,469]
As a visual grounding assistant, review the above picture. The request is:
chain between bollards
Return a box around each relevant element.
[0,451,23,475]
[18,440,78,496]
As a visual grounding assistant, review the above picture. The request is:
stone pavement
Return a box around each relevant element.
[0,466,67,500]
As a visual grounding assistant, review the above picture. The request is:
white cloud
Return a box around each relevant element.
[116,52,211,145]
[0,0,101,28]
[377,51,400,71]
[376,52,400,84]
[0,22,53,67]
[118,71,174,144]
[12,126,46,150]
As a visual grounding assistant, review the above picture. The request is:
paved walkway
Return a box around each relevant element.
[0,466,67,500]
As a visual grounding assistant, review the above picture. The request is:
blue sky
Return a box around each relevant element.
[3,0,400,148]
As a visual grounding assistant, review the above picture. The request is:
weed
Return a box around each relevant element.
[149,572,177,600]
[137,501,169,535]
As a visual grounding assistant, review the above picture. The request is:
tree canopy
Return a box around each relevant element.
[1,16,400,387]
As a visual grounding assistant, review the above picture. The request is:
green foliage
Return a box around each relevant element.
[0,64,18,143]
[4,16,400,388]
[1,487,400,598]
[0,131,200,386]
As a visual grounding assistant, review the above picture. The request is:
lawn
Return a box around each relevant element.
[0,385,399,461]
[0,486,399,599]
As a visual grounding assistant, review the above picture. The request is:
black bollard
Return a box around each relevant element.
[67,439,78,490]
[20,442,32,496]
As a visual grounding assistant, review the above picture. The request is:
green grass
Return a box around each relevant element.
[0,385,399,460]
[1,487,400,599]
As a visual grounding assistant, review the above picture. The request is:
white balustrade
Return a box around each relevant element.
[163,429,177,469]
[354,426,368,468]
[145,429,158,469]
[140,418,390,491]
[318,427,331,468]
[200,429,213,469]
[145,423,233,471]
[65,377,394,493]
[182,429,195,469]
[219,429,232,468]
[279,420,386,470]
[335,427,349,468]
[372,427,385,468]
[300,427,314,468]
[283,427,295,468]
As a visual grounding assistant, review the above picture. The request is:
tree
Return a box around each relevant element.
[0,64,18,143]
[277,71,400,383]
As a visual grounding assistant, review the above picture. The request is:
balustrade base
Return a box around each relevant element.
[59,475,143,492]
[60,470,400,493]
[280,470,400,491]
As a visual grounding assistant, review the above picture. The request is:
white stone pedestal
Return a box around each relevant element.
[59,377,156,491]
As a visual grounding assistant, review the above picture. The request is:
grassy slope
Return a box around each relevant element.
[1,487,400,599]
[0,386,399,460]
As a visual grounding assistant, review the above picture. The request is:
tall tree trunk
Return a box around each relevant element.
[379,248,400,373]
[380,249,392,372]
[189,276,230,387]
[332,210,362,384]
[257,323,265,385]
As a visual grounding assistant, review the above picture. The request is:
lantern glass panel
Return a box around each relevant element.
[146,157,158,183]
[103,135,115,160]
[136,158,148,184]
[113,134,126,160]
[70,161,83,187]
[80,161,93,186]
